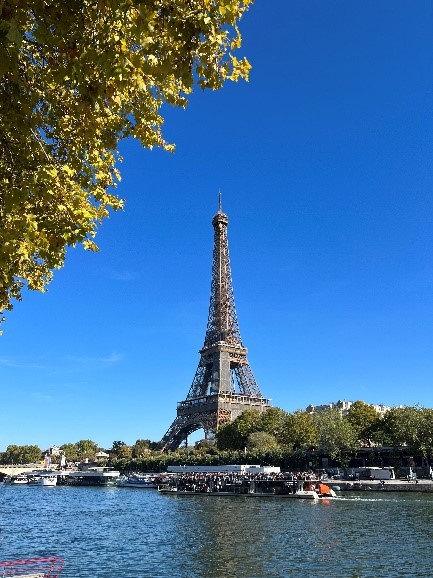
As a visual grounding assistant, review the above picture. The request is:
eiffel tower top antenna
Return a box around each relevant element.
[218,190,222,212]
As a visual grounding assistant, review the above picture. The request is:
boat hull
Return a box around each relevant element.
[158,478,338,501]
[66,467,120,487]
[158,488,333,500]
[117,482,158,490]
[4,475,28,485]
[66,475,118,486]
[28,477,58,486]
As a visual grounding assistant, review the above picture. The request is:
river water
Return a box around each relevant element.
[1,484,433,577]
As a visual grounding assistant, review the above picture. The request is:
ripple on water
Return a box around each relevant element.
[1,485,433,577]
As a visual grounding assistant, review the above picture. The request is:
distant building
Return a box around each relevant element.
[370,404,394,417]
[95,451,109,460]
[305,400,393,418]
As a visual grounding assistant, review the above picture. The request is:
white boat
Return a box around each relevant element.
[117,474,158,489]
[284,481,337,500]
[27,471,58,486]
[4,474,28,485]
[67,467,120,486]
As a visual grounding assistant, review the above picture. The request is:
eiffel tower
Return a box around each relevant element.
[160,195,271,451]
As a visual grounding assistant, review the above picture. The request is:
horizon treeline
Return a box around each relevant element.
[2,403,433,468]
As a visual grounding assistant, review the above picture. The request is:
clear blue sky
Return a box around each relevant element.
[2,0,433,452]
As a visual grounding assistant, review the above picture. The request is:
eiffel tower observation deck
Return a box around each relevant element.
[160,195,271,451]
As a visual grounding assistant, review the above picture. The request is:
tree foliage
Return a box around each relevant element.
[111,440,127,454]
[281,410,317,451]
[246,431,279,453]
[257,407,288,441]
[7,403,433,470]
[117,444,133,459]
[216,409,262,450]
[345,401,381,446]
[313,409,357,461]
[0,0,253,324]
[216,407,319,453]
[132,438,152,458]
[59,442,79,462]
[414,408,433,461]
[74,439,99,460]
[379,406,433,462]
[1,444,42,464]
[59,439,99,461]
[379,406,418,447]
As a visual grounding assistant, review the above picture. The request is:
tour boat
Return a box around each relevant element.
[158,477,337,501]
[27,471,58,486]
[66,466,120,486]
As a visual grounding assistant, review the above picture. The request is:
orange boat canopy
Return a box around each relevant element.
[318,483,331,495]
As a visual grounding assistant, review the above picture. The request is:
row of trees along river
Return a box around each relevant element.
[2,403,433,471]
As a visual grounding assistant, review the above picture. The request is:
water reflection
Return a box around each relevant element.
[176,496,343,578]
[1,485,433,578]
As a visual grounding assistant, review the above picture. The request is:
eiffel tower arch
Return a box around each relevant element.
[160,197,271,451]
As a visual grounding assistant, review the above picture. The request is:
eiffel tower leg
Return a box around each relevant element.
[159,416,190,452]
[160,410,221,452]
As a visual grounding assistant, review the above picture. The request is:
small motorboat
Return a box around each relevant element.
[287,481,337,500]
[117,474,158,489]
[4,474,28,485]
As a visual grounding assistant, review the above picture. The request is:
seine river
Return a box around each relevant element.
[1,484,433,577]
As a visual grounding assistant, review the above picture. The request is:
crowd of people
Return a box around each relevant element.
[165,469,319,494]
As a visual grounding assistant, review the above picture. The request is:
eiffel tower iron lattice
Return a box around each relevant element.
[160,197,271,451]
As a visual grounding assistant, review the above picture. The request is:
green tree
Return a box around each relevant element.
[194,439,216,452]
[60,443,79,462]
[215,423,237,450]
[75,439,98,460]
[117,444,133,460]
[111,440,127,455]
[1,445,19,464]
[246,431,279,453]
[280,410,317,451]
[132,439,151,458]
[313,409,357,462]
[345,401,381,447]
[414,407,433,462]
[383,406,433,462]
[258,407,288,441]
[0,0,253,325]
[379,406,418,447]
[216,409,262,450]
[2,444,42,464]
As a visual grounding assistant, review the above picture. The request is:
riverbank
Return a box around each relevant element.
[2,465,433,493]
[332,478,433,493]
